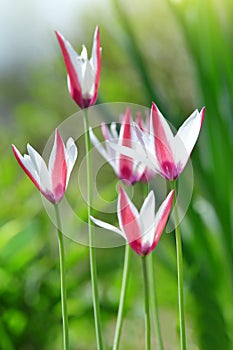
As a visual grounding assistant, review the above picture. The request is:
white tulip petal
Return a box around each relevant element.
[14,148,39,183]
[140,191,156,247]
[110,122,118,139]
[90,27,98,73]
[62,36,83,84]
[90,216,125,238]
[101,123,117,160]
[89,127,116,170]
[134,124,160,171]
[81,60,95,96]
[108,141,154,169]
[27,144,51,192]
[153,190,174,238]
[65,138,78,187]
[175,109,203,168]
[81,45,88,60]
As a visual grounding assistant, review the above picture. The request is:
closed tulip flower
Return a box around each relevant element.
[56,26,101,109]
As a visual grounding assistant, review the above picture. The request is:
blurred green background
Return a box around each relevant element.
[0,0,233,349]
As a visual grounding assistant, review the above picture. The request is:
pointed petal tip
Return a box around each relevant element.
[55,128,60,137]
[26,143,33,152]
[93,26,100,48]
[94,26,100,41]
[123,107,132,124]
[151,101,158,111]
[55,30,64,43]
[55,129,64,143]
[146,190,155,201]
[200,106,206,125]
[12,144,19,157]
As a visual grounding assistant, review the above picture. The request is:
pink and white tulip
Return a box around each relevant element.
[148,102,205,180]
[56,26,101,109]
[89,108,156,185]
[12,129,78,204]
[109,102,205,181]
[91,187,174,256]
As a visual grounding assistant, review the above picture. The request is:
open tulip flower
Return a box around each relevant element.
[91,186,174,256]
[109,102,205,181]
[89,107,156,185]
[148,102,205,180]
[56,26,101,109]
[12,129,78,204]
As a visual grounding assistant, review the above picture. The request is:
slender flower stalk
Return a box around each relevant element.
[91,187,174,348]
[171,181,186,350]
[108,103,205,349]
[57,27,103,349]
[142,183,164,350]
[147,253,164,350]
[84,109,103,350]
[54,203,69,350]
[113,244,131,350]
[142,256,151,350]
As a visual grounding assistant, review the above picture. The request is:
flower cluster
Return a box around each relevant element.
[12,25,205,350]
[109,102,205,181]
[12,21,205,266]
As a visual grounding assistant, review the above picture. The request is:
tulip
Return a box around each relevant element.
[89,108,156,185]
[91,186,174,256]
[12,129,78,204]
[56,26,101,109]
[109,102,205,181]
[56,26,103,347]
[149,102,205,180]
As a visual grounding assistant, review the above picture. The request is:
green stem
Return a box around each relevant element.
[113,244,131,350]
[141,256,151,350]
[171,181,187,350]
[54,203,69,350]
[83,108,104,350]
[142,183,163,350]
[147,254,164,350]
